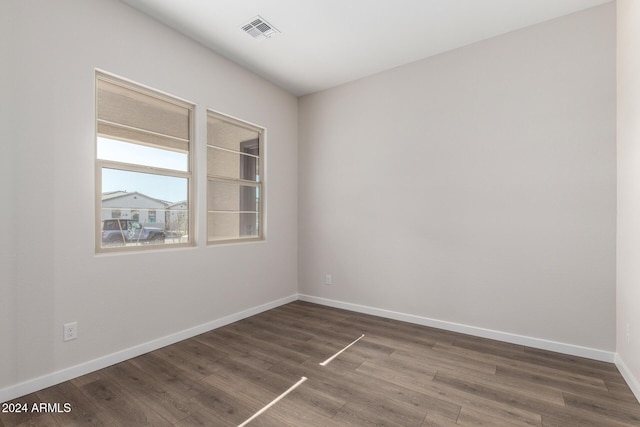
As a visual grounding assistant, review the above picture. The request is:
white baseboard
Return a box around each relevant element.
[298,294,616,363]
[615,354,640,404]
[0,294,298,404]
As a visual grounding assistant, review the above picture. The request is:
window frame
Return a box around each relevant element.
[95,71,195,253]
[206,110,265,245]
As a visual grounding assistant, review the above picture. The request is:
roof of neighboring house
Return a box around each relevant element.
[101,191,170,206]
[166,200,188,209]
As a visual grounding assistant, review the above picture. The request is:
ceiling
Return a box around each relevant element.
[121,0,612,96]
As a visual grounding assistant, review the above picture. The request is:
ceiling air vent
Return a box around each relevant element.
[241,15,279,39]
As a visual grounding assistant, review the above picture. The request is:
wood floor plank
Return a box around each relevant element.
[355,359,437,393]
[69,371,104,388]
[391,347,496,377]
[421,412,460,427]
[523,347,623,378]
[433,370,635,427]
[562,392,640,426]
[79,377,172,426]
[430,342,590,405]
[309,361,462,422]
[361,331,437,355]
[97,361,195,424]
[540,409,638,427]
[342,315,450,349]
[150,345,219,381]
[435,379,543,427]
[10,414,60,427]
[229,318,365,366]
[128,351,262,425]
[192,332,279,373]
[495,364,609,394]
[185,382,261,426]
[344,337,396,359]
[331,397,426,427]
[128,352,207,399]
[201,356,297,404]
[605,380,640,404]
[357,360,542,427]
[452,334,526,359]
[434,368,558,412]
[456,405,542,427]
[170,409,236,427]
[447,366,565,407]
[248,382,346,427]
[524,356,624,386]
[245,310,361,352]
[0,393,61,427]
[35,381,115,427]
[201,325,311,366]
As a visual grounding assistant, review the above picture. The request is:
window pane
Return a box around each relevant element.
[96,72,193,252]
[207,179,260,241]
[207,212,260,241]
[207,146,259,181]
[100,168,188,247]
[98,137,188,171]
[207,181,258,212]
[207,114,260,153]
[206,110,263,244]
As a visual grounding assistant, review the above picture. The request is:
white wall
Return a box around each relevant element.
[1,0,298,395]
[616,0,640,400]
[298,4,616,353]
[0,0,15,395]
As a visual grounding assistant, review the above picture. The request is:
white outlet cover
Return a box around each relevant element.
[63,322,78,341]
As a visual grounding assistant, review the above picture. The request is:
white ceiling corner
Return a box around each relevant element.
[120,0,613,96]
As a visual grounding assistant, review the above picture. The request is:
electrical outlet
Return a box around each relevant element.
[626,323,631,345]
[63,322,78,342]
[325,274,332,285]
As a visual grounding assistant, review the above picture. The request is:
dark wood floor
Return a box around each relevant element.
[2,301,639,426]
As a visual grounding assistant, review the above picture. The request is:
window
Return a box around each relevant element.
[95,72,193,251]
[207,111,264,243]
